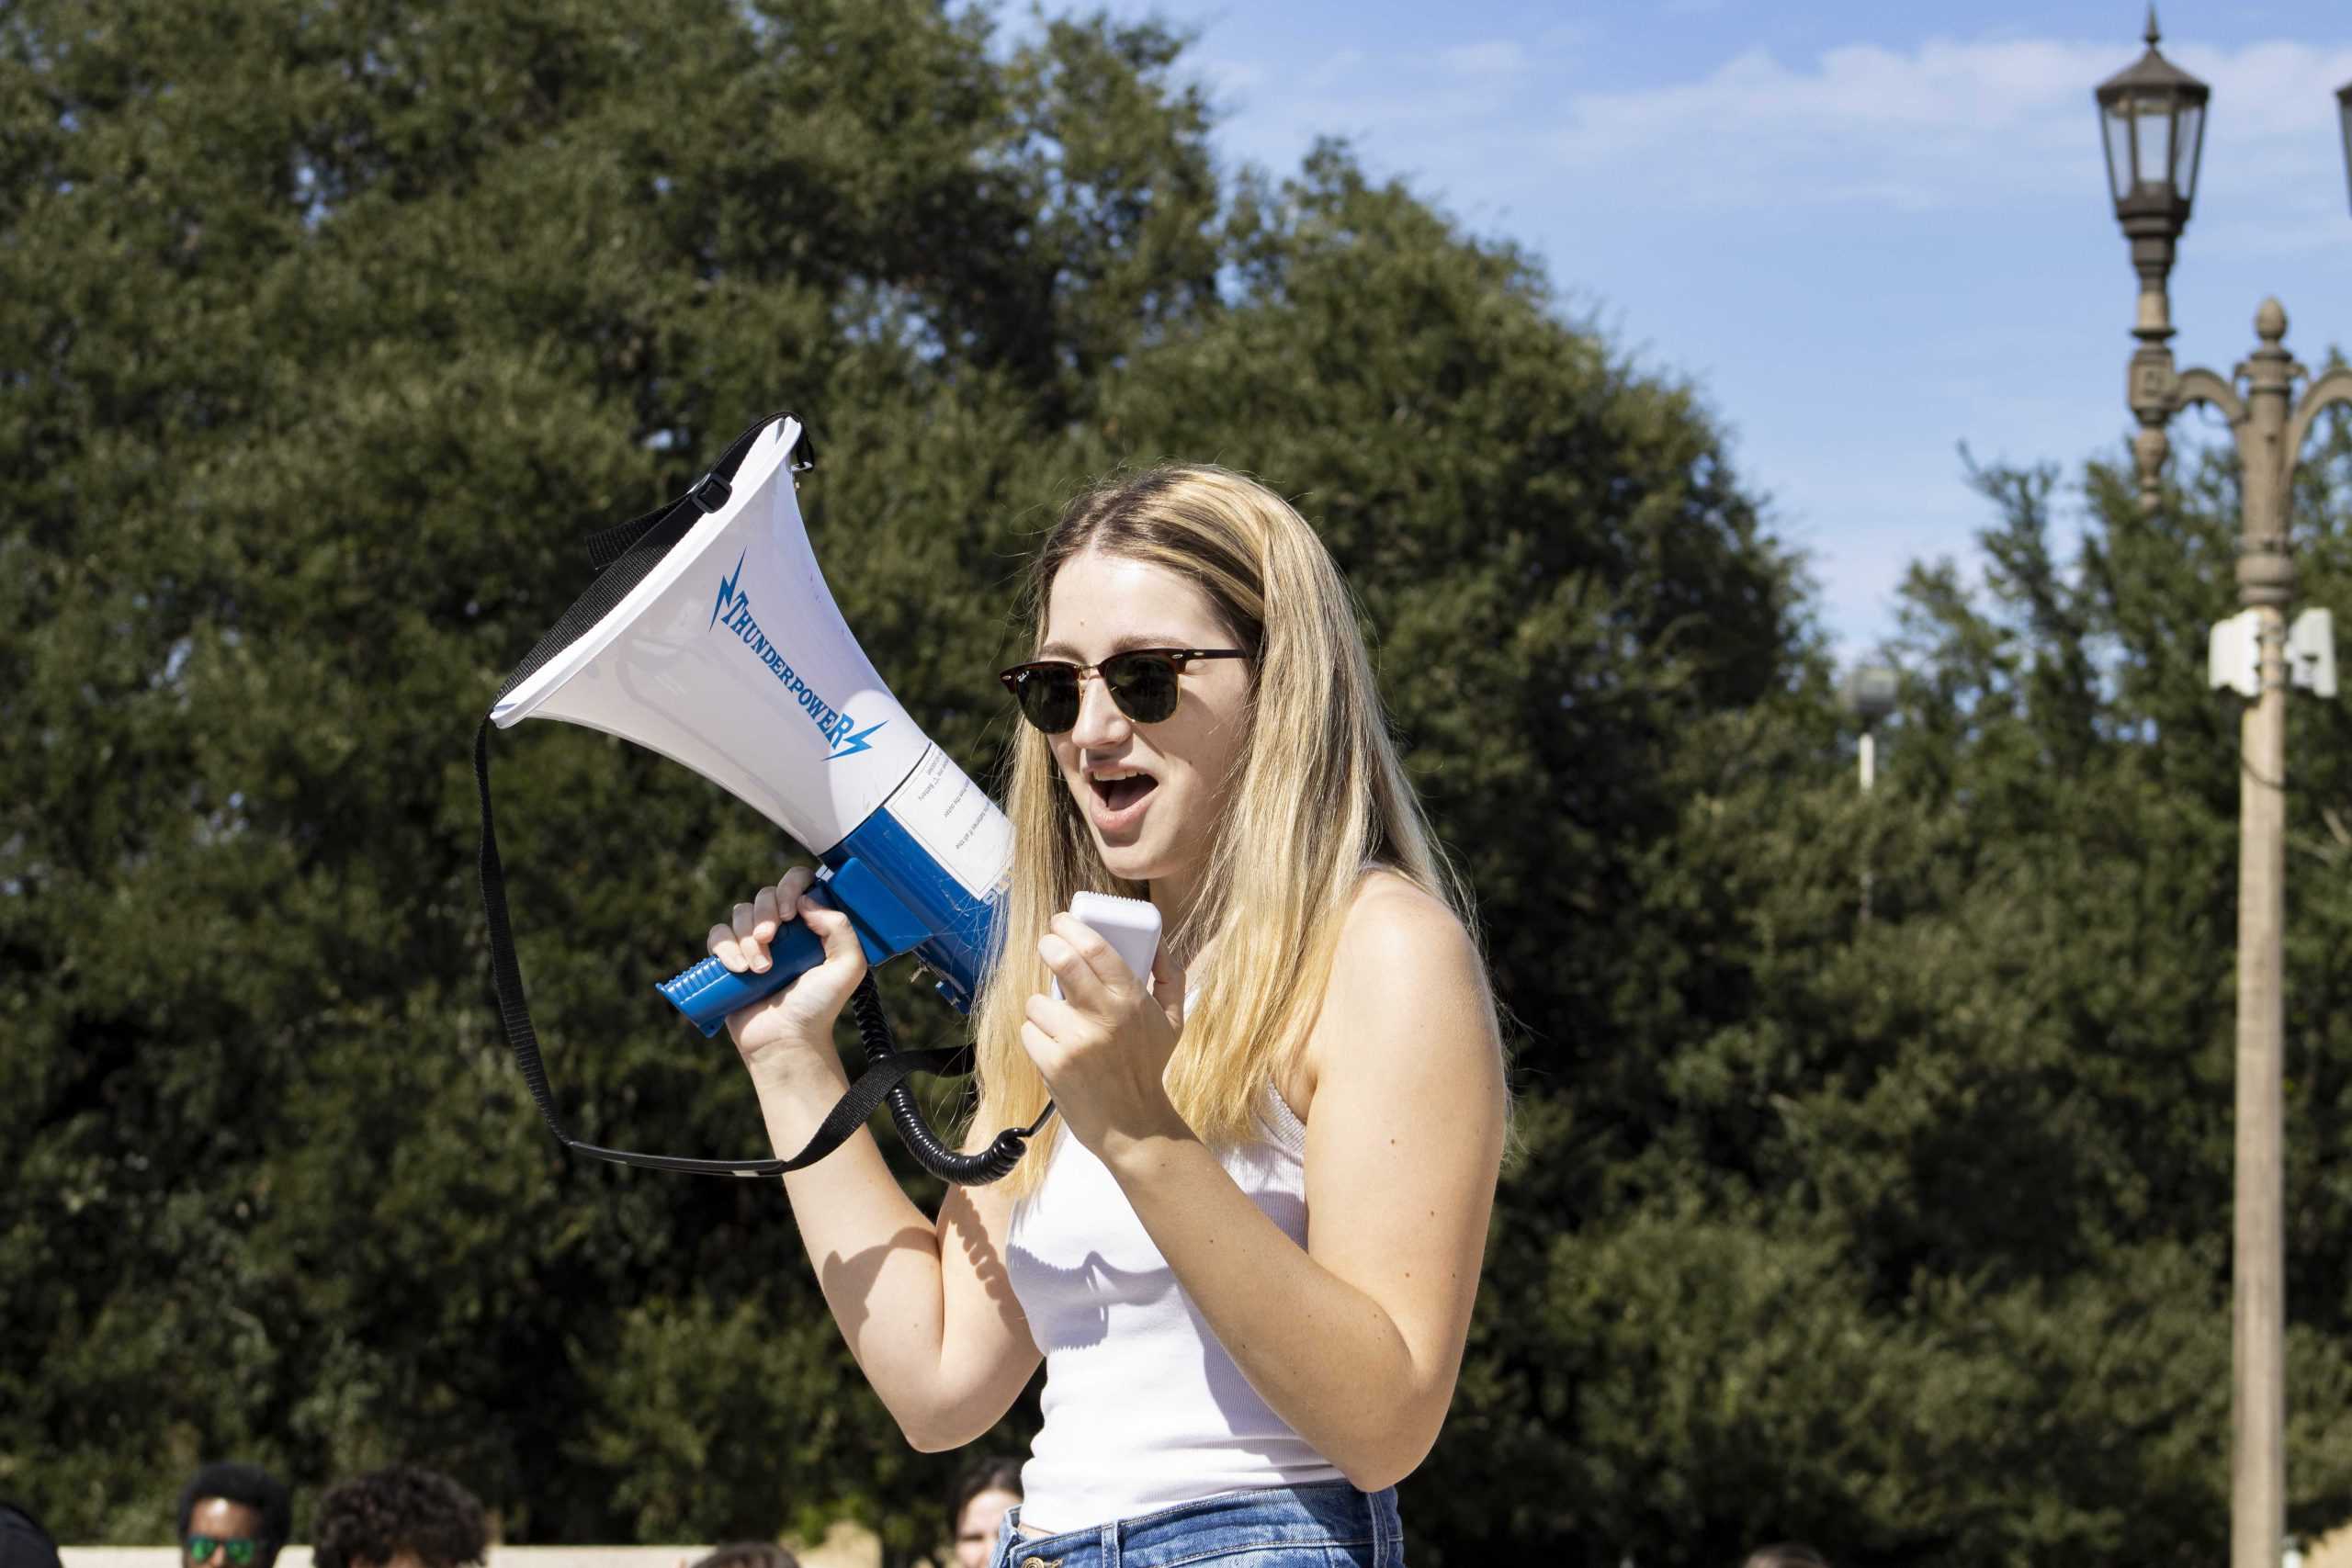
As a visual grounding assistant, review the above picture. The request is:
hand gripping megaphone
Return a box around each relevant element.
[473,413,1046,1182]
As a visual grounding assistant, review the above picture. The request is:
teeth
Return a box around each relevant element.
[1095,768,1147,781]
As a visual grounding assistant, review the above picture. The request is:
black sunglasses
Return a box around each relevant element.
[998,648,1248,734]
[187,1540,265,1567]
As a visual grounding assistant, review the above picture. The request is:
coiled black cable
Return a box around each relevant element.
[849,974,1053,1185]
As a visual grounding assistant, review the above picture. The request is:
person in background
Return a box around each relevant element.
[177,1464,292,1568]
[945,1456,1022,1568]
[0,1505,62,1568]
[311,1467,488,1568]
[1741,1545,1830,1568]
[684,1545,797,1568]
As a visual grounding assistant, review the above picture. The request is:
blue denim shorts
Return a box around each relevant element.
[988,1482,1405,1568]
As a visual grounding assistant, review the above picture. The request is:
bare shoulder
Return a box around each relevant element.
[1331,869,1490,1012]
[1300,869,1499,1100]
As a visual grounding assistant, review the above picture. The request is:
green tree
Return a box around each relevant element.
[1,0,1804,1553]
[1467,423,2352,1566]
[0,0,1236,1549]
[53,0,2323,1562]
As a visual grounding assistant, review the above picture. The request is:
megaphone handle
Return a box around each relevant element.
[656,919,830,1037]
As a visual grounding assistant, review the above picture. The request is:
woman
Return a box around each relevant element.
[946,1456,1023,1568]
[710,466,1505,1566]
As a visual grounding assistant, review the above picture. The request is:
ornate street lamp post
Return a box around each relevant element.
[2097,8,2207,513]
[2097,17,2352,1568]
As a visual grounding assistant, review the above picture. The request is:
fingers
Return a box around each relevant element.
[1019,1018,1063,1081]
[1040,914,1125,1007]
[729,900,763,972]
[797,893,868,976]
[1023,988,1081,1043]
[709,867,818,972]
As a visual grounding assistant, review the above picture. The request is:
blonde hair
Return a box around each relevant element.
[970,465,1487,1193]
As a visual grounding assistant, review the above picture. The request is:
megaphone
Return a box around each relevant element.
[493,414,1011,1021]
[474,412,1039,1181]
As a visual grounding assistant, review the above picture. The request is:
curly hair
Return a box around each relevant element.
[311,1468,488,1568]
[176,1463,292,1568]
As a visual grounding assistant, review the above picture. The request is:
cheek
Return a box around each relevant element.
[1169,700,1250,795]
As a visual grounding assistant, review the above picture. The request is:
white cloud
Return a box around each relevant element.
[1545,35,2352,235]
[1439,39,1526,77]
[1204,28,2352,253]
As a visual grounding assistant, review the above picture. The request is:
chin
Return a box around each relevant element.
[1093,838,1172,885]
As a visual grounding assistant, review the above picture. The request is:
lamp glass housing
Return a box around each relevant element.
[2103,96,2137,204]
[2094,28,2210,220]
[2172,99,2204,202]
[2100,85,2202,207]
[1841,666,1900,728]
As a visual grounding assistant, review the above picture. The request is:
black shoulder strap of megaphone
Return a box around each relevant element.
[494,413,809,705]
[470,412,1004,1179]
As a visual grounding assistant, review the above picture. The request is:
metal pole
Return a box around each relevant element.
[1858,731,1876,925]
[2231,299,2295,1568]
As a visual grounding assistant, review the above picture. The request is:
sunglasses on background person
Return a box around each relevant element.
[998,648,1248,735]
[185,1539,266,1566]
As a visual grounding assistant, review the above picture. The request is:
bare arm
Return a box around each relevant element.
[1027,878,1506,1489]
[720,870,1041,1450]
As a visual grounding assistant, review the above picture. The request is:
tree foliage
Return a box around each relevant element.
[9,0,2349,1563]
[1459,423,2352,1566]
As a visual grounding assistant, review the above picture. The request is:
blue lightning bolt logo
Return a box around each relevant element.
[831,720,887,760]
[710,549,748,630]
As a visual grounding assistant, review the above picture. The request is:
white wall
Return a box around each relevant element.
[58,1529,884,1568]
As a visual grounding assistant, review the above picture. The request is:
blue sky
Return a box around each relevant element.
[1026,1,2352,660]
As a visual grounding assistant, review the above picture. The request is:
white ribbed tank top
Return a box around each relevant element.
[1004,1083,1347,1532]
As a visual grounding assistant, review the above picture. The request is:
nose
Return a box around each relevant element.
[1067,669,1132,750]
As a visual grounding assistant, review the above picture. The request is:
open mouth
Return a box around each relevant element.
[1091,769,1159,812]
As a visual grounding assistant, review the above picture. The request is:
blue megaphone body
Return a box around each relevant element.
[489,417,1010,1034]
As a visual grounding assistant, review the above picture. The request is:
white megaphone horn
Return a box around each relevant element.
[473,412,1035,1181]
